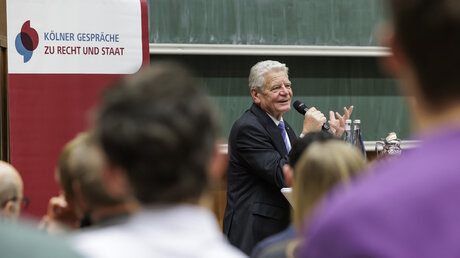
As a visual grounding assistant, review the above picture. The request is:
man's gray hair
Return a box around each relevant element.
[249,60,288,92]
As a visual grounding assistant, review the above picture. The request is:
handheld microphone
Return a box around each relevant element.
[293,100,334,134]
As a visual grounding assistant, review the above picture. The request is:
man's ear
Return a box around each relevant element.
[101,164,132,200]
[207,139,228,181]
[71,180,88,217]
[379,25,408,78]
[283,164,294,187]
[251,88,261,104]
[1,200,18,220]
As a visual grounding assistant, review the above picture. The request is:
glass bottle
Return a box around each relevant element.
[353,119,367,160]
[344,119,353,144]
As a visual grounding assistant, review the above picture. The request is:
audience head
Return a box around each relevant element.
[0,161,23,222]
[95,61,220,205]
[384,0,460,110]
[57,132,126,219]
[289,132,336,168]
[293,140,365,228]
[283,132,336,187]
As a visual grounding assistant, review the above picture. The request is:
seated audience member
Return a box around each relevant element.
[0,161,83,257]
[41,132,139,233]
[300,1,460,257]
[71,62,246,258]
[252,133,365,258]
[0,161,25,223]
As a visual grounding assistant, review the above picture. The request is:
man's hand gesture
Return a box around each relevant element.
[328,106,354,138]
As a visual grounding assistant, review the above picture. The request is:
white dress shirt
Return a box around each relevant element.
[71,204,247,258]
[266,113,292,151]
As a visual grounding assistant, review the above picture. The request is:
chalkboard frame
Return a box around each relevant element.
[149,43,390,57]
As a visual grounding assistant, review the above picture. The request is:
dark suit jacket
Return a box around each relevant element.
[223,103,296,255]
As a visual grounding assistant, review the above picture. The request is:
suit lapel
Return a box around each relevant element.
[250,103,296,156]
[284,121,297,146]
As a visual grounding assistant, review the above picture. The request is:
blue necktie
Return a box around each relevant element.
[278,121,290,152]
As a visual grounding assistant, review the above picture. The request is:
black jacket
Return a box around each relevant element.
[223,103,295,255]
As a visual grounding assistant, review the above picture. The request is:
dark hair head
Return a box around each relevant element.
[388,0,460,107]
[288,132,336,168]
[95,61,219,204]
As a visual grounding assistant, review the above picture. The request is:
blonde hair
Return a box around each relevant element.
[57,132,122,209]
[292,141,365,229]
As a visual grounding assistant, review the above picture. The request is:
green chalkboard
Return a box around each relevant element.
[150,55,412,141]
[147,0,385,46]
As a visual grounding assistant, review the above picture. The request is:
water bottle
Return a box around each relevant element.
[353,119,366,160]
[344,119,352,144]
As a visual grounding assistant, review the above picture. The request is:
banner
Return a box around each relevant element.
[7,0,149,217]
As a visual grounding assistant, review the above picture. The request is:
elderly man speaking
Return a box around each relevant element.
[223,60,352,254]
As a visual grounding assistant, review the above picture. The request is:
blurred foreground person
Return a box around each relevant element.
[41,132,139,234]
[252,133,365,258]
[301,0,460,257]
[72,62,246,258]
[0,161,24,223]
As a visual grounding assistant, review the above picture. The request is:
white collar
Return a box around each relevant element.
[266,113,283,126]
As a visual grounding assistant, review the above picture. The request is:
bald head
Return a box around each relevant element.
[0,161,23,221]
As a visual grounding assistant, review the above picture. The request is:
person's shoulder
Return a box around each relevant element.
[255,239,298,258]
[251,225,296,256]
[201,242,248,258]
[302,133,460,257]
[306,154,423,229]
[230,109,266,136]
[251,225,296,258]
[299,168,395,257]
[236,105,261,123]
[0,221,82,258]
[71,223,138,257]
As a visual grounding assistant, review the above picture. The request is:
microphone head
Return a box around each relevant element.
[293,100,302,110]
[293,100,308,114]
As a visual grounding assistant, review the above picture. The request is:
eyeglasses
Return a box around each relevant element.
[1,196,30,211]
[20,197,30,211]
